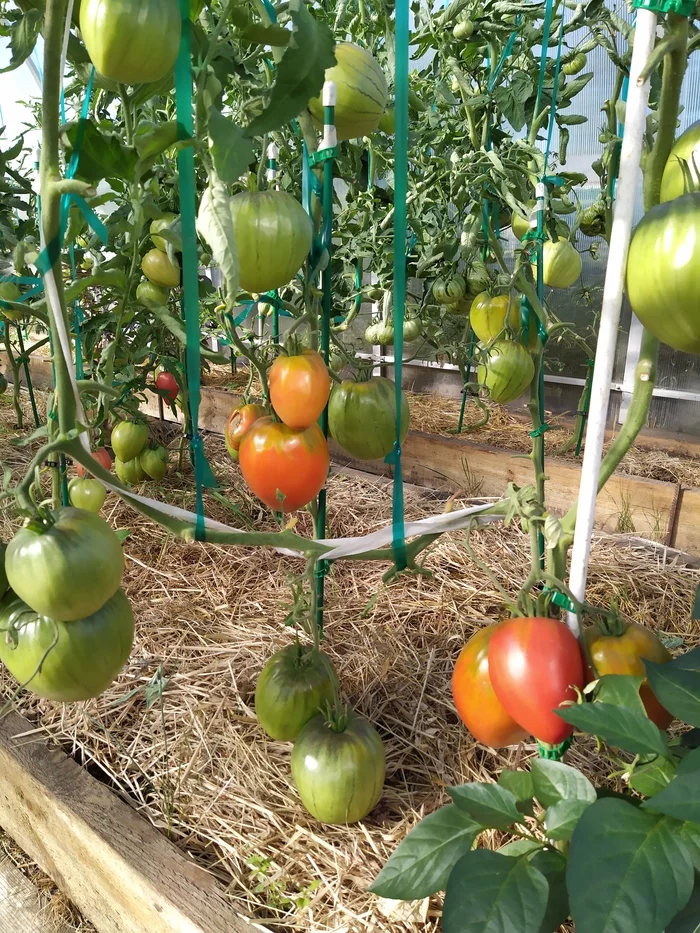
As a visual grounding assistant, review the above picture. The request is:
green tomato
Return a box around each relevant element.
[230,191,313,294]
[511,209,533,241]
[255,644,338,742]
[660,121,700,202]
[470,292,522,343]
[150,213,178,252]
[68,477,107,513]
[453,18,474,39]
[111,421,149,462]
[141,248,180,289]
[115,456,147,485]
[0,589,134,703]
[626,192,700,353]
[328,377,410,461]
[477,339,535,404]
[308,42,388,141]
[465,260,491,298]
[433,273,466,305]
[0,282,24,322]
[403,317,423,343]
[538,238,582,289]
[136,280,169,309]
[79,0,180,85]
[0,544,8,600]
[6,507,124,622]
[378,108,395,135]
[291,711,386,825]
[139,446,169,481]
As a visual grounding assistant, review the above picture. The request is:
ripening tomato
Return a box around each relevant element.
[155,371,178,404]
[488,616,585,745]
[224,403,267,461]
[583,622,674,730]
[238,418,330,512]
[452,624,530,747]
[269,351,331,429]
[76,446,112,478]
[141,248,180,289]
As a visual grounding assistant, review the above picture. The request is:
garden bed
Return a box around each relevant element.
[0,391,698,932]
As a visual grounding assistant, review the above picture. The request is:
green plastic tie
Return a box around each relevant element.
[307,147,338,166]
[175,0,218,542]
[633,0,694,13]
[538,736,573,760]
[529,423,550,438]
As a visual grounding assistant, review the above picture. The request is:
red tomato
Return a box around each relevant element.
[224,403,267,462]
[583,622,673,730]
[238,417,329,512]
[76,447,113,478]
[155,371,179,404]
[488,617,585,745]
[269,350,331,429]
[452,624,529,747]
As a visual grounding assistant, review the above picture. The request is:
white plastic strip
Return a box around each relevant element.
[566,9,658,636]
[60,0,75,91]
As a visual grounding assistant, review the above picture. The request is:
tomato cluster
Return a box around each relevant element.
[111,420,170,486]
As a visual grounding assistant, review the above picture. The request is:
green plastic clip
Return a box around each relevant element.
[632,0,694,15]
[538,736,573,760]
[307,147,338,167]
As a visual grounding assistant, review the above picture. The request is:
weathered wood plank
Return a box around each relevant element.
[0,711,260,933]
[0,855,71,933]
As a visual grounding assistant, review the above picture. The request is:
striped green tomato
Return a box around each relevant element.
[478,340,535,404]
[308,43,388,141]
[328,377,409,461]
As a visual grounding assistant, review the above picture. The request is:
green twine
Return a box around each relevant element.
[175,0,218,542]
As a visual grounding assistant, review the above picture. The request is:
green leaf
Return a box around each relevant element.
[498,769,534,802]
[114,529,131,543]
[544,798,593,841]
[556,114,588,125]
[672,647,700,673]
[245,5,335,137]
[681,729,700,748]
[642,772,700,823]
[448,783,522,830]
[559,72,594,102]
[208,110,255,184]
[645,659,700,727]
[557,702,670,758]
[443,850,549,933]
[368,805,479,899]
[677,747,700,776]
[595,674,647,715]
[0,10,42,74]
[239,22,291,46]
[61,120,138,184]
[628,755,677,797]
[567,798,694,933]
[529,849,570,933]
[196,175,239,303]
[498,839,542,858]
[531,758,596,807]
[666,882,700,933]
[680,823,700,872]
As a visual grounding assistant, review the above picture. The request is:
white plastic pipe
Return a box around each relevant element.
[566,9,658,636]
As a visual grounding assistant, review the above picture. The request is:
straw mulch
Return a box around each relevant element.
[0,392,698,933]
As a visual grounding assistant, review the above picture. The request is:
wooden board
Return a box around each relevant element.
[0,711,260,933]
[0,856,71,933]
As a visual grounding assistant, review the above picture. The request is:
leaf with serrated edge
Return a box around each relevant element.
[567,798,694,933]
[557,702,670,758]
[369,805,478,900]
[531,758,596,808]
[448,783,522,830]
[196,177,239,304]
[208,109,254,184]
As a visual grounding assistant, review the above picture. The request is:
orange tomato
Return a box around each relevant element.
[452,624,529,747]
[238,417,329,512]
[269,351,331,429]
[76,447,113,478]
[224,403,267,462]
[583,622,674,730]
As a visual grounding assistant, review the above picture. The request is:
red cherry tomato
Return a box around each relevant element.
[238,417,329,512]
[269,350,331,429]
[76,446,113,478]
[155,371,179,404]
[452,623,529,747]
[224,403,267,461]
[488,616,585,745]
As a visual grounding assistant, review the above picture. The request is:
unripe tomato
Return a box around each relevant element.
[328,377,409,461]
[141,248,180,289]
[150,213,178,252]
[364,321,395,345]
[538,239,582,289]
[562,52,587,75]
[433,274,466,305]
[111,421,149,462]
[488,616,585,745]
[477,339,535,404]
[115,456,146,485]
[224,403,267,461]
[239,418,330,513]
[76,446,113,478]
[583,622,673,730]
[403,317,423,343]
[308,42,388,141]
[136,280,169,308]
[453,18,474,39]
[269,351,331,429]
[139,446,169,481]
[465,260,491,298]
[470,292,521,343]
[80,0,181,85]
[68,477,107,513]
[0,282,24,322]
[511,209,533,241]
[378,108,395,134]
[155,370,179,404]
[660,121,700,202]
[452,624,529,747]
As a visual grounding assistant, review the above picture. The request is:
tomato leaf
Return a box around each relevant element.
[567,798,694,933]
[448,783,522,829]
[645,658,700,727]
[529,848,570,933]
[245,4,335,137]
[544,798,593,841]
[666,882,700,933]
[368,805,479,899]
[557,702,670,758]
[642,771,700,824]
[61,120,138,184]
[208,109,255,184]
[443,850,549,933]
[196,175,239,304]
[594,673,647,715]
[531,758,596,807]
[628,755,677,797]
[0,10,42,74]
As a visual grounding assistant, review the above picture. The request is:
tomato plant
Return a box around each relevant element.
[6,508,124,622]
[68,477,107,513]
[477,340,535,404]
[291,710,386,824]
[269,351,331,429]
[308,42,388,141]
[155,371,179,404]
[224,403,267,461]
[111,421,149,462]
[75,446,112,478]
[328,377,410,461]
[238,418,330,512]
[255,644,338,741]
[141,248,180,289]
[0,589,134,702]
[488,616,585,745]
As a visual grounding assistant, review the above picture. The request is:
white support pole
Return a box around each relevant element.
[566,9,658,636]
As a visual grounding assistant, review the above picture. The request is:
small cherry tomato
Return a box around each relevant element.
[155,370,179,404]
